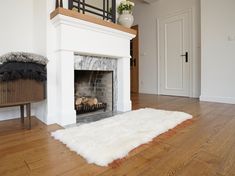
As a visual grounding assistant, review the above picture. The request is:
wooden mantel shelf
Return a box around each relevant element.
[50,8,137,35]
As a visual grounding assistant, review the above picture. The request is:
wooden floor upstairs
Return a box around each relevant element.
[0,94,235,176]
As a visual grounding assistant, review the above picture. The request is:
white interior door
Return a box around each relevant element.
[158,11,191,97]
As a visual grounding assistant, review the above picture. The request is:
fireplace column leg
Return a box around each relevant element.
[56,50,76,126]
[117,57,132,112]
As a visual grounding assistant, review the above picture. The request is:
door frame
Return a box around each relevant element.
[131,25,139,93]
[157,8,195,97]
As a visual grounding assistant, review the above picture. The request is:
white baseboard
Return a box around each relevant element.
[200,95,235,104]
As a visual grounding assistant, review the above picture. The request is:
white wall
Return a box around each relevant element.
[133,0,201,97]
[33,0,47,55]
[0,0,34,54]
[200,0,235,104]
[0,0,34,121]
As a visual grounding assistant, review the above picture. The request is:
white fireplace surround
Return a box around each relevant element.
[48,14,136,126]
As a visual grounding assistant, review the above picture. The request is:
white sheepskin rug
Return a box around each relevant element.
[51,108,192,166]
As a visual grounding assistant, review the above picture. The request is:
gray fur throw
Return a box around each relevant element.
[0,52,48,65]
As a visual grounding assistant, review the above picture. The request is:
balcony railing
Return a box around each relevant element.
[55,0,116,23]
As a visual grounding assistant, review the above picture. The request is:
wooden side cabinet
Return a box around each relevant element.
[0,79,46,129]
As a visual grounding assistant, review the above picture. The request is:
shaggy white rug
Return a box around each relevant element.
[51,108,192,166]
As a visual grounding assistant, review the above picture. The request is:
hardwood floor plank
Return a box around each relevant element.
[0,94,235,176]
[178,159,225,176]
[197,118,235,175]
[60,164,107,176]
[100,154,149,176]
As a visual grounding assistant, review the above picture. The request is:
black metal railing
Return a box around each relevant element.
[55,0,116,23]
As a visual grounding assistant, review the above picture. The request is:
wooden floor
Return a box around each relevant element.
[1,94,235,176]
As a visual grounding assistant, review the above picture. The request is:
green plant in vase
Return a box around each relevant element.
[117,0,135,28]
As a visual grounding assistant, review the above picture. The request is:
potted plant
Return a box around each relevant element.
[117,0,135,28]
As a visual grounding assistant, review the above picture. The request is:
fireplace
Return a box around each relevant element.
[47,11,136,126]
[74,70,113,114]
[74,55,118,122]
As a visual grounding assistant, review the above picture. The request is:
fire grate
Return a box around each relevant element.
[75,103,107,114]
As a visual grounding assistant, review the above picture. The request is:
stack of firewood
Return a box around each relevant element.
[75,97,100,106]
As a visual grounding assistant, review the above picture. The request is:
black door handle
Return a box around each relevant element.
[181,52,188,63]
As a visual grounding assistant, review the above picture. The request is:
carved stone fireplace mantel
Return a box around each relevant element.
[50,8,136,126]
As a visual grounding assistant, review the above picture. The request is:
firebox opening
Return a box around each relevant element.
[74,70,113,118]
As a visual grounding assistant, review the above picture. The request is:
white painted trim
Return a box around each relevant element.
[188,8,194,97]
[191,6,199,98]
[200,96,235,104]
[157,18,160,95]
[157,8,197,97]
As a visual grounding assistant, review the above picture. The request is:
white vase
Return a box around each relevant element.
[118,10,134,28]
